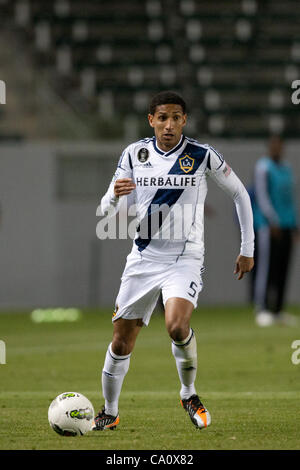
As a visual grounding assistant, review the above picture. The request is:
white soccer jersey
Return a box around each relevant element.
[99,135,254,263]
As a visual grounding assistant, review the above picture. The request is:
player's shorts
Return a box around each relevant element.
[112,254,203,326]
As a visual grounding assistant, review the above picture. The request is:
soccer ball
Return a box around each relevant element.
[48,392,95,436]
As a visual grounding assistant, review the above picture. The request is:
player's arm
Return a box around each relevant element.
[98,147,135,217]
[206,148,254,280]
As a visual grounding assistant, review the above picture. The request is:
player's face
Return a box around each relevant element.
[148,104,187,152]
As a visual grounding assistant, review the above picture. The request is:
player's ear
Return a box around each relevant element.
[182,113,187,127]
[148,113,155,128]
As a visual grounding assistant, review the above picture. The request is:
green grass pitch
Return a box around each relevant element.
[0,306,300,450]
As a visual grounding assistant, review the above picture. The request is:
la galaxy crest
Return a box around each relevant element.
[179,154,195,173]
[138,148,149,163]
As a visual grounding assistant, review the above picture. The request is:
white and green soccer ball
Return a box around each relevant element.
[48,392,95,436]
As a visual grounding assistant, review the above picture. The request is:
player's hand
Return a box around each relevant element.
[114,178,136,197]
[234,255,254,280]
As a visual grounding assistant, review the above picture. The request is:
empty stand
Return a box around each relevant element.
[0,0,300,138]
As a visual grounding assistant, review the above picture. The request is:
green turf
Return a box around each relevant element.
[0,306,300,450]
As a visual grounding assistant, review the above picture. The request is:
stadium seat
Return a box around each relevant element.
[1,0,300,138]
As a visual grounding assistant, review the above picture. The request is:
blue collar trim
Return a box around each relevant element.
[153,135,185,157]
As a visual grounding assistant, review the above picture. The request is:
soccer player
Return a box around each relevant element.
[93,91,254,431]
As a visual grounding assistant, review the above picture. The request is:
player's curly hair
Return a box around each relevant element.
[149,91,187,115]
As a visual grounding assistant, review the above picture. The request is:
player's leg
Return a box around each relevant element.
[111,316,144,356]
[165,297,197,397]
[274,229,292,314]
[266,229,281,315]
[273,229,298,325]
[94,255,161,430]
[253,226,274,326]
[93,318,143,431]
[164,296,210,429]
[103,318,142,414]
[165,297,193,341]
[161,260,202,401]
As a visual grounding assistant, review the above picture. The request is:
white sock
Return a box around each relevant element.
[171,329,197,400]
[102,343,131,416]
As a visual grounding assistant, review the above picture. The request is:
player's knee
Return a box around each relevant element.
[111,336,133,356]
[167,322,189,342]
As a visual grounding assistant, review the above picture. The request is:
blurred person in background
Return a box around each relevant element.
[252,135,299,327]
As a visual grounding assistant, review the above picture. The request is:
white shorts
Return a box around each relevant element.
[113,254,203,326]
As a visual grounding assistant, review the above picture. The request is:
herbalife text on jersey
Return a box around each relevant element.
[96,199,201,241]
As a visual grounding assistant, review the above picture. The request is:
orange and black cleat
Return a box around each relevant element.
[92,407,119,431]
[180,395,211,429]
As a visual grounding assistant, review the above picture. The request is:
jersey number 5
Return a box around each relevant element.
[188,281,197,298]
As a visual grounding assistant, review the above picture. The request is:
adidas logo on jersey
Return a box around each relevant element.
[135,161,153,168]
